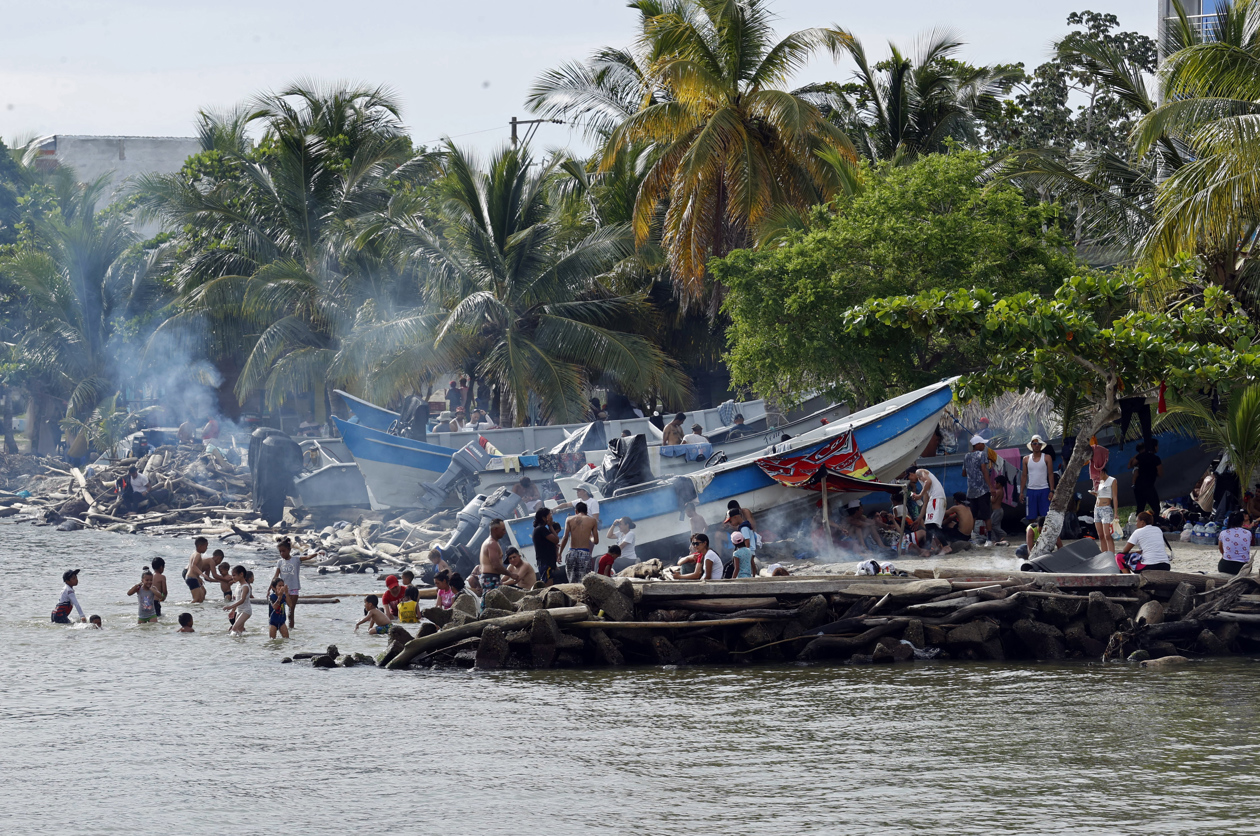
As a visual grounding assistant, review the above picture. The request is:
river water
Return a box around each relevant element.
[2,521,1258,835]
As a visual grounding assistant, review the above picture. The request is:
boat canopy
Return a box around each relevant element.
[754,430,901,494]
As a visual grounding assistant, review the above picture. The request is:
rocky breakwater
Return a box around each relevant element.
[277,565,1260,673]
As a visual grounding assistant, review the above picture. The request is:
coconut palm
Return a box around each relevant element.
[1133,0,1260,299]
[334,142,688,424]
[812,28,1022,162]
[1,175,163,419]
[1167,383,1260,496]
[531,0,856,310]
[134,82,430,412]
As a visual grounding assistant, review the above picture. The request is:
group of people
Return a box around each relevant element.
[659,411,747,446]
[51,535,319,638]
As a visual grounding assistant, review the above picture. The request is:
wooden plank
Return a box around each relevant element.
[640,577,927,599]
[672,597,779,611]
[570,618,768,629]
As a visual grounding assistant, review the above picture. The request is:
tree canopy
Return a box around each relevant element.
[715,150,1078,406]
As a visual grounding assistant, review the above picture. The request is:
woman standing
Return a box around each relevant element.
[224,565,253,634]
[1091,466,1117,554]
[1218,511,1253,575]
[607,517,637,564]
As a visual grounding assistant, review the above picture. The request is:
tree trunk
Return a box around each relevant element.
[1033,400,1121,557]
[1,386,17,454]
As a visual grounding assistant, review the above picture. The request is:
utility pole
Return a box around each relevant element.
[509,116,564,147]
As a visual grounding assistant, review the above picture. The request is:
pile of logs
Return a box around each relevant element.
[325,567,1260,672]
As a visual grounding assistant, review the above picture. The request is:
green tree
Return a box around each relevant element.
[1168,384,1260,497]
[333,143,689,424]
[843,271,1260,556]
[530,0,855,310]
[135,82,429,415]
[715,151,1078,406]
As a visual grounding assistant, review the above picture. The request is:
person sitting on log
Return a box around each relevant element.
[1116,511,1172,573]
[673,533,724,580]
[504,547,537,589]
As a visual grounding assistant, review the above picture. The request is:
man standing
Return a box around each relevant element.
[559,502,599,581]
[1021,435,1055,522]
[479,519,510,605]
[908,468,948,551]
[272,537,316,629]
[532,507,562,585]
[1129,440,1164,517]
[963,435,996,544]
[662,412,686,446]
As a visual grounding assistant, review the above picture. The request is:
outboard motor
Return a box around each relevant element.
[248,427,287,475]
[430,487,522,577]
[130,434,151,459]
[389,395,429,442]
[253,434,304,524]
[416,438,496,511]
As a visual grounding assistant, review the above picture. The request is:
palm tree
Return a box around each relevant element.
[334,142,688,424]
[1133,0,1260,300]
[530,0,855,310]
[1168,383,1260,499]
[134,82,429,414]
[813,28,1022,162]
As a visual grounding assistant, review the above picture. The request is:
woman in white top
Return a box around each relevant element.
[1217,510,1253,575]
[1091,467,1117,553]
[1116,512,1171,573]
[607,517,637,564]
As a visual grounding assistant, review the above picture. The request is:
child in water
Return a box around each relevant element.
[355,594,391,634]
[89,615,102,629]
[398,586,420,623]
[127,567,165,624]
[150,557,168,617]
[177,613,195,633]
[223,565,253,634]
[434,570,455,609]
[267,578,290,639]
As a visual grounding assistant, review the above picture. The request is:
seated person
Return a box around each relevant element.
[381,575,406,619]
[398,586,421,623]
[683,424,708,444]
[1025,516,1063,554]
[597,545,621,577]
[504,547,538,589]
[511,477,543,515]
[759,563,791,577]
[938,492,976,554]
[671,534,724,580]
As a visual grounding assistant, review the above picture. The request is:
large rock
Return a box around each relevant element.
[415,621,438,639]
[479,607,515,621]
[740,620,784,648]
[530,610,560,668]
[589,628,625,666]
[337,654,357,667]
[311,654,336,668]
[541,588,571,610]
[872,637,913,663]
[836,579,952,600]
[796,594,831,629]
[1086,591,1117,641]
[497,585,527,604]
[651,635,685,665]
[516,595,544,613]
[422,606,452,627]
[1164,582,1195,617]
[452,592,479,620]
[1214,621,1241,647]
[1195,628,1228,656]
[388,626,414,644]
[583,573,635,621]
[924,625,949,646]
[475,625,510,670]
[947,620,1000,647]
[1012,619,1067,661]
[1038,595,1085,627]
[902,619,926,648]
[676,636,729,664]
[482,588,514,612]
[612,576,637,601]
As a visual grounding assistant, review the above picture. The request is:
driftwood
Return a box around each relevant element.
[800,621,907,659]
[673,597,778,612]
[386,605,590,669]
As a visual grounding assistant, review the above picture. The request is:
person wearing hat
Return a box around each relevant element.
[381,574,406,619]
[683,424,708,444]
[964,435,997,545]
[1021,435,1056,521]
[53,569,87,624]
[433,411,455,433]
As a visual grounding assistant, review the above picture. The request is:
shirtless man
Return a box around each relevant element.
[478,520,510,607]
[559,501,600,581]
[662,412,687,446]
[940,492,975,553]
[183,537,212,603]
[504,547,537,590]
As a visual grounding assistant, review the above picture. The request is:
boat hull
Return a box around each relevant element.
[333,417,454,509]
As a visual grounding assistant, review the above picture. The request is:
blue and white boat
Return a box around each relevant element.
[332,416,455,509]
[334,390,400,433]
[504,379,955,564]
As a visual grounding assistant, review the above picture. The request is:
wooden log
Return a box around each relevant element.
[941,592,1028,624]
[672,597,779,612]
[570,617,769,629]
[1142,619,1202,641]
[1136,601,1164,627]
[1137,570,1219,594]
[833,579,952,599]
[386,605,590,669]
[800,622,904,660]
[1207,612,1260,624]
[903,597,979,615]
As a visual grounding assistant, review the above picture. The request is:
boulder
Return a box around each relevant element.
[497,585,527,604]
[479,607,515,621]
[448,610,474,628]
[351,652,375,665]
[1012,619,1066,661]
[1145,640,1180,659]
[848,653,874,665]
[651,635,686,665]
[612,576,637,600]
[740,620,784,648]
[1086,592,1116,641]
[589,628,625,666]
[337,654,357,667]
[1214,621,1241,646]
[583,573,634,621]
[676,636,729,664]
[452,593,478,620]
[872,637,912,663]
[311,654,336,668]
[1141,655,1189,670]
[505,629,531,645]
[541,588,571,610]
[902,619,925,648]
[530,610,560,668]
[281,657,293,664]
[388,626,414,644]
[475,625,510,670]
[947,620,1000,647]
[416,621,438,639]
[924,625,948,646]
[482,589,514,612]
[422,606,452,627]
[1164,582,1195,617]
[379,641,406,667]
[554,651,584,667]
[796,594,831,629]
[1195,628,1228,656]
[516,595,544,613]
[1038,595,1085,627]
[556,632,585,652]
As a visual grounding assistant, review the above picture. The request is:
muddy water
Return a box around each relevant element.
[1,522,1257,835]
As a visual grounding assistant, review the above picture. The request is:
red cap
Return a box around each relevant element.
[385,575,399,588]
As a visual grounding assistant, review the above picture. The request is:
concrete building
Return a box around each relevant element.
[1158,0,1224,57]
[30,134,200,235]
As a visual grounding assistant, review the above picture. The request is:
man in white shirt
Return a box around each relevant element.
[683,424,708,444]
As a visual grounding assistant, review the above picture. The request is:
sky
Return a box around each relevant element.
[0,0,1154,153]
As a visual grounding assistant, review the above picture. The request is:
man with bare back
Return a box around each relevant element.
[478,520,510,609]
[182,536,212,603]
[559,502,600,582]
